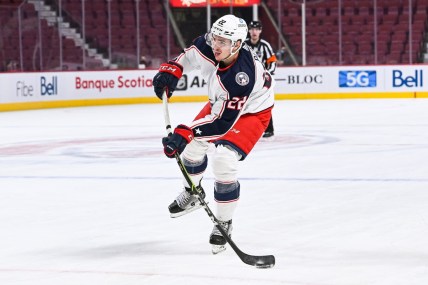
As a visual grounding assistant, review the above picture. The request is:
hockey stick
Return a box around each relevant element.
[162,92,275,268]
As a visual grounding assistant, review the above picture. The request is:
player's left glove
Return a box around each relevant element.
[162,124,194,158]
[153,61,183,100]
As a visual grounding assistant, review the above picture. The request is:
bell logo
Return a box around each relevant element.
[41,76,58,95]
[392,70,423,87]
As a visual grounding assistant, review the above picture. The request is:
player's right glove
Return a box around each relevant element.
[162,124,194,158]
[153,61,183,100]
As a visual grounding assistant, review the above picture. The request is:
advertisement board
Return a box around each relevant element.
[272,65,427,98]
[1,65,427,111]
[179,65,427,98]
[1,70,157,107]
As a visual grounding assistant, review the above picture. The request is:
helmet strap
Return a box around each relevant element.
[220,40,241,63]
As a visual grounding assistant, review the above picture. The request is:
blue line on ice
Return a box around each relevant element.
[1,175,427,182]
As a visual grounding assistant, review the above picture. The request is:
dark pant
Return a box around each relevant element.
[265,117,274,133]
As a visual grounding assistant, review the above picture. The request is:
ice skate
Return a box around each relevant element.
[262,131,274,138]
[210,220,232,254]
[168,187,205,218]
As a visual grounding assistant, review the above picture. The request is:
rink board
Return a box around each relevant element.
[0,65,427,111]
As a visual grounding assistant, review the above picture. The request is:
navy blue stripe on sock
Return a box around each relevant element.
[184,155,208,175]
[214,182,240,202]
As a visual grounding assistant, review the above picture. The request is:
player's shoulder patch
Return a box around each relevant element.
[216,51,255,98]
[235,72,250,86]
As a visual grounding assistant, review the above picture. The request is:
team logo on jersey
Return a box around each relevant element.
[235,72,249,86]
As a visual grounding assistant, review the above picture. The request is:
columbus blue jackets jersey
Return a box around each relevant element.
[175,34,275,141]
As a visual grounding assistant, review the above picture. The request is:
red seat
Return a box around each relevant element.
[358,7,370,16]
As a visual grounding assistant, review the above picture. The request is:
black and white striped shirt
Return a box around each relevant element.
[245,38,277,75]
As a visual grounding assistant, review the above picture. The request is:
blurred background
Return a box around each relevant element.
[1,0,427,71]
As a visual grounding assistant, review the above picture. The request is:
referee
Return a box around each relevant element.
[245,20,277,138]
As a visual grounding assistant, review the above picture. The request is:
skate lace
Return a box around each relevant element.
[212,221,231,236]
[176,190,193,208]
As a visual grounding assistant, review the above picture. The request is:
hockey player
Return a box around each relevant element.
[245,20,277,138]
[153,14,275,254]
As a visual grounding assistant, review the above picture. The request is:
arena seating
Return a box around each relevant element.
[266,0,428,65]
[58,0,181,68]
[1,0,181,70]
[2,0,427,70]
[1,0,89,70]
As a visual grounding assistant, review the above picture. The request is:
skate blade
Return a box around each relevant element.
[170,203,204,218]
[261,136,275,141]
[212,244,227,254]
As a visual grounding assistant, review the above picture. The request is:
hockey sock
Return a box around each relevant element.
[214,181,240,221]
[182,155,208,188]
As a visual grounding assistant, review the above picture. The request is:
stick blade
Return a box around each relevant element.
[242,254,275,269]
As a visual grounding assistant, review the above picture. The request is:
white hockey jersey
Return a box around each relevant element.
[175,34,275,141]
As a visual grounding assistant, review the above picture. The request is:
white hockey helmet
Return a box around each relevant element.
[210,14,248,50]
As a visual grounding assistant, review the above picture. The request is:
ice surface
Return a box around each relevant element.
[1,99,428,285]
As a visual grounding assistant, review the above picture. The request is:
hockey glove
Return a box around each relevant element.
[153,61,183,99]
[162,124,194,158]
